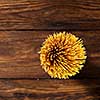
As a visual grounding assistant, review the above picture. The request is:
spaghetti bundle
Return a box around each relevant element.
[40,32,87,79]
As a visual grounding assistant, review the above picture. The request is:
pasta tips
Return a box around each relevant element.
[40,32,87,79]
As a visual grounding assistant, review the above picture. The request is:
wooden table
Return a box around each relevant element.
[0,0,100,100]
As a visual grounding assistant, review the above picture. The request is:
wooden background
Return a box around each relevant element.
[0,0,100,100]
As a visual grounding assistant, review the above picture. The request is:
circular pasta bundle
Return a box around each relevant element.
[40,32,87,79]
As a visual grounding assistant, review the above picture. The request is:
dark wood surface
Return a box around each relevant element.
[0,31,99,79]
[0,79,99,100]
[0,0,100,31]
[0,0,100,100]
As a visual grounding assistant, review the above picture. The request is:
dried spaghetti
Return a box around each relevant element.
[40,32,87,79]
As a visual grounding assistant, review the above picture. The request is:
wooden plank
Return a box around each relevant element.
[0,31,99,78]
[0,0,100,30]
[0,79,99,100]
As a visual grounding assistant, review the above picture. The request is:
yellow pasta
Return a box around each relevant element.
[39,32,87,79]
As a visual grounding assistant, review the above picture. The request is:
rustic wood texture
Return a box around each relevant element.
[0,79,99,100]
[0,31,99,78]
[0,0,100,100]
[0,0,100,30]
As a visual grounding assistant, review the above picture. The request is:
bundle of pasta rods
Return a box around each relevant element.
[40,32,87,79]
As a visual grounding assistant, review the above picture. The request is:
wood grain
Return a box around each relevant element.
[0,79,99,100]
[0,31,99,78]
[0,0,100,30]
[0,0,99,100]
